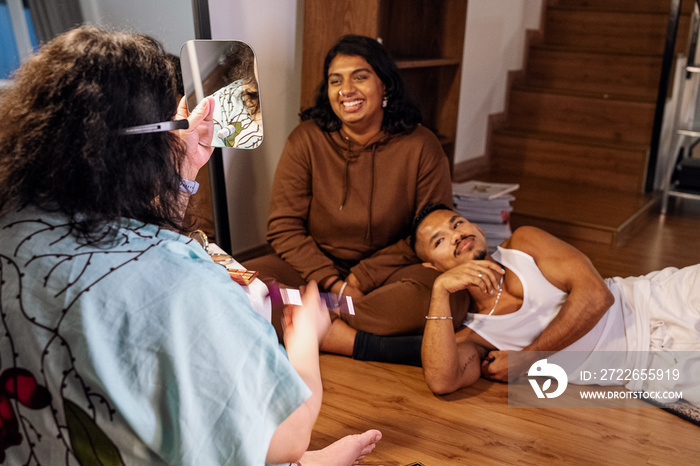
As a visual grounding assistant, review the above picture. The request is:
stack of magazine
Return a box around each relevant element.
[452,180,519,252]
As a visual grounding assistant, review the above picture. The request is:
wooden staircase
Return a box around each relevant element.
[478,0,693,244]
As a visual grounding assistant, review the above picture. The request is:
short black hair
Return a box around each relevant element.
[410,202,455,252]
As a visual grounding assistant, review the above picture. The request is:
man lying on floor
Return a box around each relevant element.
[410,203,700,404]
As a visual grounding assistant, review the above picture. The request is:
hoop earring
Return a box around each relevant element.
[382,97,388,108]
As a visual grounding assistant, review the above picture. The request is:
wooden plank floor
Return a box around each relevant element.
[566,197,700,278]
[309,198,700,465]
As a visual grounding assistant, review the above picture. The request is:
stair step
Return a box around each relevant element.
[491,128,648,192]
[544,8,690,54]
[525,46,663,99]
[509,87,656,145]
[547,0,694,15]
[477,1,676,246]
[474,174,659,244]
[513,83,656,103]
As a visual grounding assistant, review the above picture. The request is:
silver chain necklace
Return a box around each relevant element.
[487,275,504,316]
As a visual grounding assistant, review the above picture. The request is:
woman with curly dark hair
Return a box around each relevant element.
[0,26,381,465]
[246,35,466,365]
[0,28,191,237]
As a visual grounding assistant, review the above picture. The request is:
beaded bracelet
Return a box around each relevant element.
[425,316,453,320]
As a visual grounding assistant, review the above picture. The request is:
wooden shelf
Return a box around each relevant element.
[395,57,461,69]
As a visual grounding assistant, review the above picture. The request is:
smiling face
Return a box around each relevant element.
[415,209,490,272]
[327,54,385,137]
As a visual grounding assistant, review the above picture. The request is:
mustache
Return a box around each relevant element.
[453,235,476,257]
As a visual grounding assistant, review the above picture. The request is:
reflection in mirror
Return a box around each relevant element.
[180,40,263,149]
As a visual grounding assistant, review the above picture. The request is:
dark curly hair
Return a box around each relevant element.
[0,25,188,242]
[300,35,422,134]
[221,42,260,116]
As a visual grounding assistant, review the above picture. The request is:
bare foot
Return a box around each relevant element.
[319,319,357,356]
[299,430,382,466]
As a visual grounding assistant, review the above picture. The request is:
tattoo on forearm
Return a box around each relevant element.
[458,352,479,376]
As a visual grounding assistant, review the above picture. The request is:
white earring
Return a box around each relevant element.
[382,97,388,108]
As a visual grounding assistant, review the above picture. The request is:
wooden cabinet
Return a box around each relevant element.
[301,0,467,174]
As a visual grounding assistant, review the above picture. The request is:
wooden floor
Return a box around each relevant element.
[566,197,700,278]
[309,198,700,465]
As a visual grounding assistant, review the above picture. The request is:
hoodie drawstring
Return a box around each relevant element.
[340,147,350,212]
[338,132,381,245]
[365,145,376,243]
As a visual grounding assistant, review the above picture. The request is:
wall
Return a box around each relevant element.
[454,0,543,166]
[78,0,195,54]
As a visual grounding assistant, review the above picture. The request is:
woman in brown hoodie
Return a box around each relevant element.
[245,35,467,365]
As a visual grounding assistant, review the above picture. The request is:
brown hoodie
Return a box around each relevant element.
[267,120,452,292]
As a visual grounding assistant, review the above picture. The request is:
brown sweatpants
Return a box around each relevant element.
[243,253,469,339]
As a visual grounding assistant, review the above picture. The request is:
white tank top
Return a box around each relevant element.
[464,247,624,354]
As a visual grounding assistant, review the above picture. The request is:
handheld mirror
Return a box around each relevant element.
[180,40,263,149]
